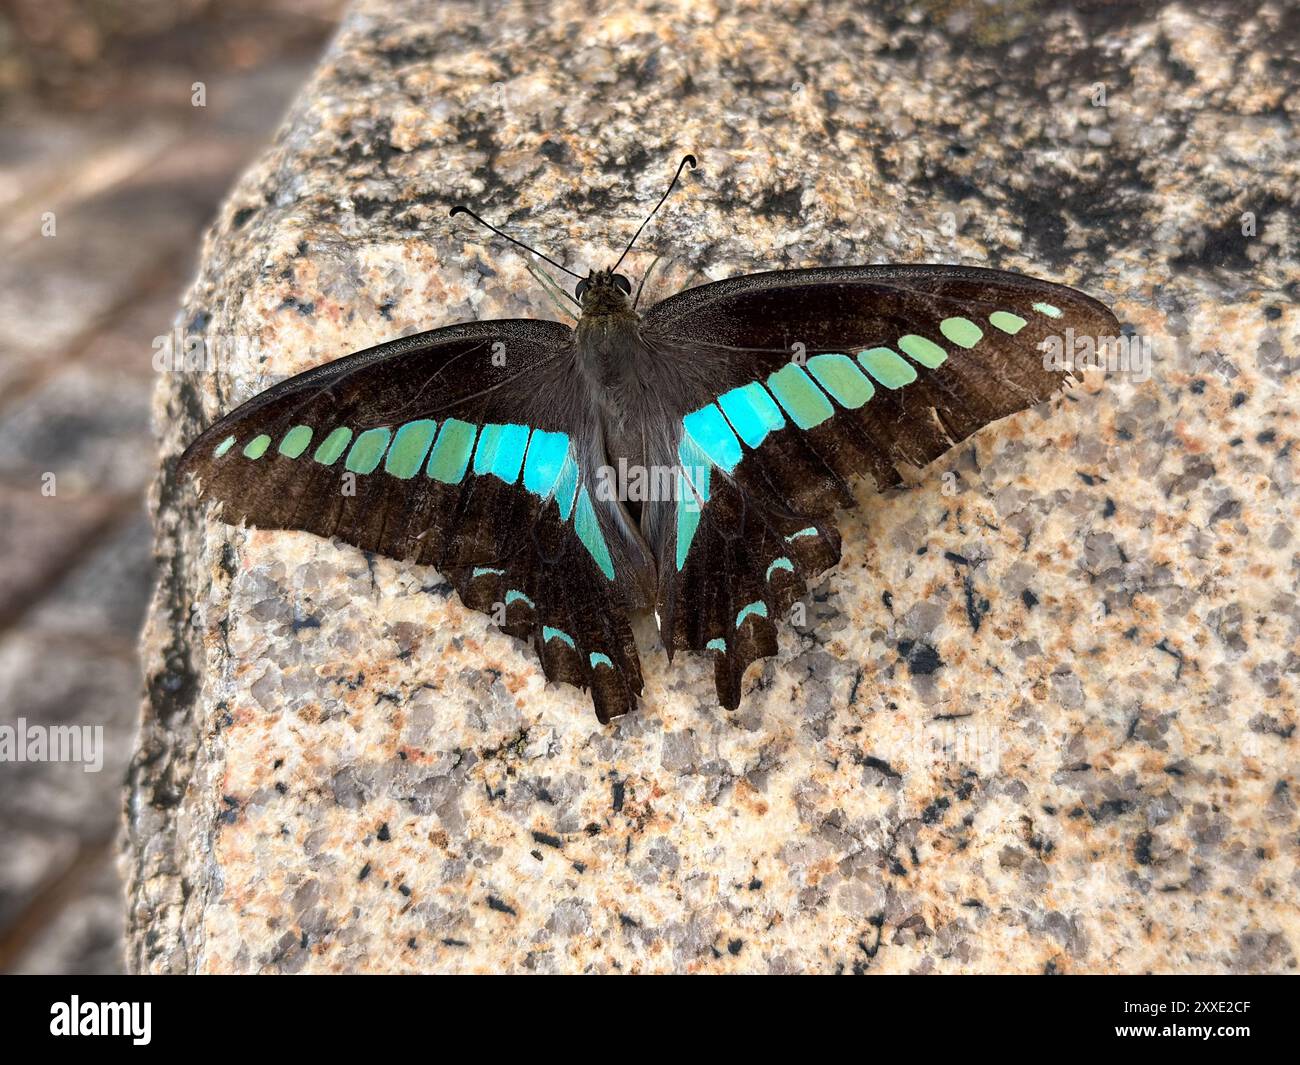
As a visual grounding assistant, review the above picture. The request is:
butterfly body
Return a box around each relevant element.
[181,226,1118,723]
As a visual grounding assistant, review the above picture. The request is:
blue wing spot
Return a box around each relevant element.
[718,382,785,448]
[675,435,713,570]
[706,638,726,653]
[543,626,576,649]
[786,527,818,541]
[553,453,581,520]
[682,403,743,473]
[589,652,613,669]
[473,423,530,483]
[505,589,534,608]
[471,566,504,578]
[522,429,570,497]
[766,557,794,580]
[735,601,769,629]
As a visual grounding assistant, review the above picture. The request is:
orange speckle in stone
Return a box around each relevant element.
[397,744,433,764]
[806,857,836,887]
[733,777,769,816]
[1174,421,1207,453]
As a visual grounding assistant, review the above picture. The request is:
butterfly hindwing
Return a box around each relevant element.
[179,320,647,722]
[643,264,1120,708]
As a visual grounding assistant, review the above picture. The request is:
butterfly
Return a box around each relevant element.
[179,155,1120,723]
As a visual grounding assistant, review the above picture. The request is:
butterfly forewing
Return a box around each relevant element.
[642,265,1120,708]
[178,318,647,723]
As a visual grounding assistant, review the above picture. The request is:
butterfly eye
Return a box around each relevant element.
[575,278,590,300]
[613,274,633,295]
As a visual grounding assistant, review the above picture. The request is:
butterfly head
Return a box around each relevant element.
[574,269,634,313]
[449,154,696,319]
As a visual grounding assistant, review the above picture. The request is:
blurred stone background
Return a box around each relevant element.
[0,0,340,974]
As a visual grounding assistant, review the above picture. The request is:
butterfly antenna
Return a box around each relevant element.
[448,205,584,281]
[612,154,696,274]
[524,258,580,316]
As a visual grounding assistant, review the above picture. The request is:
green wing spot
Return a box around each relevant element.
[857,347,918,389]
[735,601,769,629]
[574,486,616,580]
[344,427,392,474]
[807,353,875,408]
[313,427,353,465]
[939,317,983,349]
[988,311,1027,335]
[471,566,504,578]
[384,419,437,479]
[278,425,313,458]
[767,363,835,429]
[590,652,613,669]
[1033,301,1063,318]
[213,435,236,458]
[897,335,948,369]
[242,434,271,460]
[426,419,477,484]
[543,626,576,650]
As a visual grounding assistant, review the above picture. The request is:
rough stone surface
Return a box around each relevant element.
[128,0,1299,973]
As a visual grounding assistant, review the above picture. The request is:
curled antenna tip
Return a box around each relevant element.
[449,205,469,217]
[611,153,698,273]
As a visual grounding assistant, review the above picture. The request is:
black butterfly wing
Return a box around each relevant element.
[640,264,1120,709]
[178,320,648,723]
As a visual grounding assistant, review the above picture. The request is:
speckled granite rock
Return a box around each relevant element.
[126,0,1299,973]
